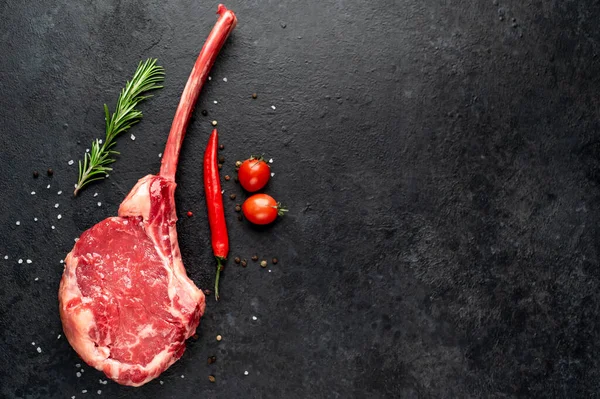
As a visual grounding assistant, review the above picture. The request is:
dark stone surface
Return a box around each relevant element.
[1,0,600,397]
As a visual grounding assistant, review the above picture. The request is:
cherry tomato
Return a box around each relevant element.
[237,157,270,192]
[242,194,287,225]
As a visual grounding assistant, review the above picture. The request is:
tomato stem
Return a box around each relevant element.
[276,202,288,216]
[249,154,267,168]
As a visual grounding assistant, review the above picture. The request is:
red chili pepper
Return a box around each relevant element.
[204,128,229,300]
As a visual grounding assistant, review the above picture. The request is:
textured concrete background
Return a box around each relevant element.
[1,0,599,397]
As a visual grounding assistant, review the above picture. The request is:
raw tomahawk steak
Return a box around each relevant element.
[58,5,237,387]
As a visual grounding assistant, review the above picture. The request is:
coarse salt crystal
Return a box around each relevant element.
[99,139,103,144]
[221,190,224,194]
[159,381,164,385]
[97,390,102,395]
[37,347,42,353]
[47,184,50,189]
[31,342,35,345]
[86,148,90,153]
[269,158,273,163]
[213,100,218,104]
[55,203,59,208]
[26,259,32,264]
[18,259,23,264]
[223,77,228,82]
[208,76,212,80]
[72,396,75,399]
[269,269,272,273]
[58,191,62,195]
[3,255,7,259]
[130,134,136,141]
[82,390,87,393]
[76,363,81,367]
[81,369,84,373]
[76,372,81,378]
[57,214,62,219]
[74,184,78,188]
[68,160,74,165]
[34,277,39,281]
[57,334,61,339]
[244,371,249,375]
[31,191,36,195]
[60,260,64,263]
[34,218,38,222]
[252,316,257,320]
[97,202,102,207]
[93,192,98,197]
[16,221,20,225]
[158,153,162,158]
[271,105,276,110]
[181,375,185,378]
[51,226,55,230]
[74,238,79,242]
[271,172,275,177]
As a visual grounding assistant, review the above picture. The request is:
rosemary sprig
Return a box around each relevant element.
[74,58,165,196]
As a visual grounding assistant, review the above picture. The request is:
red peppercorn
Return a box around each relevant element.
[187,211,193,217]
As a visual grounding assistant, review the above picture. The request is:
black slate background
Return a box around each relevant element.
[1,0,600,398]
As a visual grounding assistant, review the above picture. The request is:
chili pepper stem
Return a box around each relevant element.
[215,257,225,301]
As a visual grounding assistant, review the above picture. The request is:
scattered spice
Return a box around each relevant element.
[203,289,212,296]
[272,257,278,264]
[33,171,39,178]
[241,259,247,267]
[192,334,199,340]
[224,175,231,181]
[229,193,236,200]
[234,205,241,212]
[234,176,239,183]
[208,356,217,365]
[237,214,243,221]
[218,163,223,170]
[219,144,224,150]
[201,110,208,116]
[219,156,225,163]
[235,160,242,168]
[234,256,241,264]
[208,375,216,383]
[211,120,218,126]
[187,211,193,217]
[251,93,257,99]
[216,334,222,341]
[260,260,267,268]
[251,255,258,261]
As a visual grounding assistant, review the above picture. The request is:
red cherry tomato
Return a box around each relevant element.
[242,194,287,225]
[238,157,270,192]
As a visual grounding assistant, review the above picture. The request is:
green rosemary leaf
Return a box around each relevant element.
[74,58,164,196]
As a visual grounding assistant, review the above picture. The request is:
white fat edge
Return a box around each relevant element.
[100,337,182,387]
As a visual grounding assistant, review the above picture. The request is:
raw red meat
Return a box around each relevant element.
[58,5,237,387]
